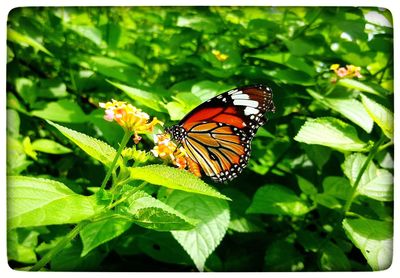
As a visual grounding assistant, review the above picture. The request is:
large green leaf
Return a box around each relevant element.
[31,139,72,154]
[343,154,393,202]
[130,165,230,200]
[294,117,369,152]
[308,90,373,133]
[360,94,393,139]
[246,184,309,216]
[163,190,230,271]
[80,212,132,257]
[31,100,88,123]
[47,121,122,168]
[7,176,100,229]
[107,80,166,112]
[343,217,392,270]
[126,190,199,231]
[337,79,386,95]
[8,28,53,56]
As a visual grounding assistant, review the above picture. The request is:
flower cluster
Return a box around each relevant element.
[150,133,188,169]
[99,99,163,143]
[212,49,229,62]
[330,64,362,82]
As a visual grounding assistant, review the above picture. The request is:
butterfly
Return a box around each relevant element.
[165,84,275,183]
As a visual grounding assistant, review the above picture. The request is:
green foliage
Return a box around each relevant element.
[6,6,393,272]
[130,165,231,200]
[7,176,100,229]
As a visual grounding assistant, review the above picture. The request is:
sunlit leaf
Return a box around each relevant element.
[31,100,88,123]
[107,80,167,112]
[80,212,132,256]
[8,28,53,56]
[343,153,393,201]
[343,217,393,270]
[31,139,72,154]
[130,165,230,200]
[294,117,369,152]
[164,190,230,271]
[126,190,199,231]
[308,90,373,133]
[47,121,123,168]
[7,176,100,229]
[360,94,393,139]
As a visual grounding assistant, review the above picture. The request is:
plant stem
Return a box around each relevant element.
[108,181,148,210]
[30,221,90,271]
[342,135,387,213]
[100,131,131,190]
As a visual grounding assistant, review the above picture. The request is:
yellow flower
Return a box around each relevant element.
[330,64,362,79]
[212,49,229,62]
[151,133,188,169]
[99,99,163,143]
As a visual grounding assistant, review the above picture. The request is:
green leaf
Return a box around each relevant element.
[302,144,332,170]
[50,240,106,271]
[130,165,230,200]
[15,78,37,105]
[308,90,374,133]
[296,175,317,195]
[80,212,132,256]
[250,52,316,76]
[360,94,393,139]
[294,117,369,152]
[22,137,37,160]
[47,120,122,168]
[264,239,304,271]
[67,24,102,46]
[126,190,198,231]
[31,139,72,154]
[107,80,166,112]
[343,217,393,270]
[7,228,40,264]
[31,100,88,123]
[315,193,342,209]
[246,184,309,216]
[7,137,31,175]
[7,176,100,229]
[81,56,140,84]
[319,241,351,270]
[8,28,53,56]
[164,190,230,271]
[337,78,384,95]
[322,176,352,200]
[343,154,393,201]
[7,109,20,138]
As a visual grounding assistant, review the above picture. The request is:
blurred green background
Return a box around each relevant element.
[7,7,393,271]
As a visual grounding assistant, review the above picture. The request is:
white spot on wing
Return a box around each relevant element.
[233,99,259,107]
[244,107,259,115]
[231,94,250,100]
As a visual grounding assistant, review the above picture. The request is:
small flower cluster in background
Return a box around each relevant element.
[212,49,229,62]
[330,64,362,82]
[151,134,188,169]
[99,99,163,143]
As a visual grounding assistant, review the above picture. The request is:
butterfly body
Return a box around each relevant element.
[166,84,275,183]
